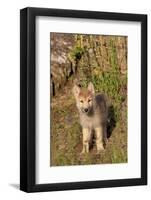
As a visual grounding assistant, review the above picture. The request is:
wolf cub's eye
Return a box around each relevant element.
[88,99,92,102]
[80,100,83,103]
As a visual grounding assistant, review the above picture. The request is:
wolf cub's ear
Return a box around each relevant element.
[72,84,81,98]
[88,82,95,95]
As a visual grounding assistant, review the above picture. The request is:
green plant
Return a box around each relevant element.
[70,46,85,60]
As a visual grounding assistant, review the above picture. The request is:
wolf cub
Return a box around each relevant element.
[73,82,108,154]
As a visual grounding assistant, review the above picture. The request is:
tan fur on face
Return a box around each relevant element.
[79,88,92,99]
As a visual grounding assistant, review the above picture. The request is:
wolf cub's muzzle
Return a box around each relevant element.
[81,107,89,114]
[84,108,88,113]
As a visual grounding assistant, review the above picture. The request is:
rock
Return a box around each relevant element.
[50,33,75,96]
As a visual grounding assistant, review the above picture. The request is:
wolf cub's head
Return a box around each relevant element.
[73,82,95,114]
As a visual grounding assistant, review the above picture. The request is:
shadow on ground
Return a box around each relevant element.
[107,105,116,138]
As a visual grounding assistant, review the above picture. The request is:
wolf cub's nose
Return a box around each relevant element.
[84,108,88,113]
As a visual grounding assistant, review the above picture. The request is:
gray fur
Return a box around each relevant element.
[73,82,108,153]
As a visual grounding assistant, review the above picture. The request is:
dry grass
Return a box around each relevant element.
[50,81,127,166]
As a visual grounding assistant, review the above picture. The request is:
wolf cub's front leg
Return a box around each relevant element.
[81,128,91,154]
[95,126,104,153]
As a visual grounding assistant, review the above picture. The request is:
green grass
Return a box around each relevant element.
[70,46,85,61]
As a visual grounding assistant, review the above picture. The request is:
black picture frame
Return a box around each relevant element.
[20,7,147,192]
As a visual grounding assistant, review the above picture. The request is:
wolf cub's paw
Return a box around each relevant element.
[80,147,89,154]
[80,150,85,155]
[104,137,108,144]
[96,145,105,154]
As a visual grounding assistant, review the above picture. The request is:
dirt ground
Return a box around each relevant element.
[50,81,127,166]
